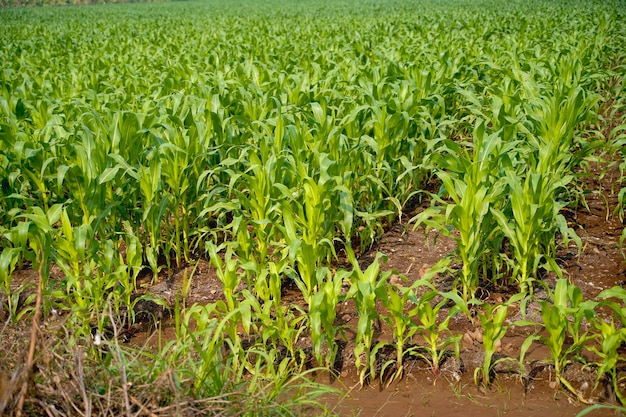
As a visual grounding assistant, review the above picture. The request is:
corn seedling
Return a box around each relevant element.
[516,279,595,402]
[491,171,579,295]
[176,302,237,397]
[309,267,348,370]
[206,241,241,312]
[589,318,626,405]
[407,290,463,379]
[345,249,391,385]
[474,293,524,387]
[593,286,626,405]
[0,247,21,320]
[378,278,433,385]
[412,122,506,301]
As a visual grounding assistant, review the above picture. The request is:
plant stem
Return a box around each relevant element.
[15,247,45,417]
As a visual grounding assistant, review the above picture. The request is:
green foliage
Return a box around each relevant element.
[412,121,507,301]
[517,279,598,402]
[378,278,428,385]
[474,293,523,387]
[408,289,464,378]
[0,0,624,410]
[345,249,391,385]
[594,286,626,405]
[309,267,348,370]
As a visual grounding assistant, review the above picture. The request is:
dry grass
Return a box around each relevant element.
[0,318,188,416]
[0,308,338,417]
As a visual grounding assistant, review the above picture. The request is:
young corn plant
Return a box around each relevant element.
[240,290,282,354]
[0,246,21,320]
[564,281,598,362]
[206,241,241,313]
[525,85,594,181]
[412,122,506,301]
[594,287,626,405]
[474,293,524,388]
[247,256,307,364]
[266,260,306,361]
[1,211,35,321]
[377,278,432,385]
[538,281,573,380]
[491,171,580,295]
[231,151,281,271]
[499,88,585,281]
[205,241,257,371]
[176,302,234,397]
[281,169,343,309]
[18,204,63,310]
[158,138,193,268]
[407,290,464,379]
[53,208,100,339]
[137,159,168,281]
[345,249,391,385]
[291,146,348,232]
[309,267,348,370]
[517,279,596,402]
[589,318,626,406]
[268,303,307,366]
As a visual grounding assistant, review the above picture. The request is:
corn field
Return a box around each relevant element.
[1,0,626,415]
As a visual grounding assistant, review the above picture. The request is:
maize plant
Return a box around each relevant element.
[491,171,579,294]
[408,290,463,379]
[474,293,524,387]
[345,249,391,385]
[517,279,598,402]
[412,121,507,301]
[309,267,348,370]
